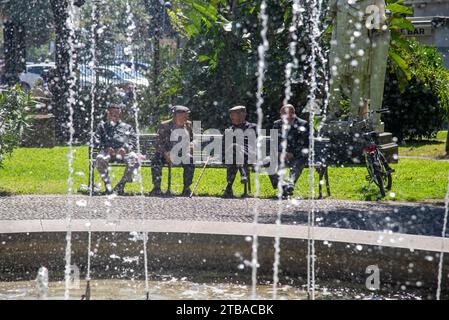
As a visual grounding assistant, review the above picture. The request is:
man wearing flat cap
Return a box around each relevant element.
[94,103,140,195]
[268,104,309,198]
[150,105,195,196]
[223,105,257,198]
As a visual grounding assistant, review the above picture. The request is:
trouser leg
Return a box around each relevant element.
[239,166,248,179]
[183,156,195,188]
[151,154,164,190]
[119,152,140,184]
[290,160,305,185]
[267,157,281,189]
[95,152,112,192]
[269,172,279,189]
[226,165,238,187]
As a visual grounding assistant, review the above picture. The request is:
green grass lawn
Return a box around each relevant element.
[0,145,448,202]
[399,131,447,159]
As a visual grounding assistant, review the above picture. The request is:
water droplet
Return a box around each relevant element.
[76,200,87,207]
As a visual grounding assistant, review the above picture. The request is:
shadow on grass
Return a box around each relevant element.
[358,184,384,201]
[0,189,14,197]
[437,154,449,160]
[403,140,444,147]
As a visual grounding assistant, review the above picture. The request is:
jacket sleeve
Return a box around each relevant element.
[93,122,104,150]
[155,123,171,154]
[125,125,137,152]
[293,120,310,158]
[187,122,194,142]
[273,121,285,153]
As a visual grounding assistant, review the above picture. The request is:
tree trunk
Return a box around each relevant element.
[144,0,162,98]
[3,20,16,85]
[15,23,26,74]
[3,20,26,86]
[446,118,449,156]
[50,0,71,143]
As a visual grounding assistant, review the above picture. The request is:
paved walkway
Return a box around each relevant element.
[0,195,446,237]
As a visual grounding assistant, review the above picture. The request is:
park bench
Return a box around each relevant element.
[88,134,331,198]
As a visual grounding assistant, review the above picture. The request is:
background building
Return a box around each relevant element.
[404,0,449,67]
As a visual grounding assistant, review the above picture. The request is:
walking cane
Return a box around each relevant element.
[81,279,91,300]
[167,161,172,196]
[190,156,212,198]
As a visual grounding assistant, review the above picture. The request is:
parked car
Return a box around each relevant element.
[19,63,56,91]
[79,65,113,87]
[114,60,150,72]
[106,66,149,88]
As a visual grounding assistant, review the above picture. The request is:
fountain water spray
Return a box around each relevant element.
[36,267,49,300]
[315,0,330,133]
[64,0,79,300]
[272,0,304,300]
[125,1,150,299]
[84,1,101,300]
[436,170,449,300]
[88,1,99,198]
[305,0,324,300]
[252,0,269,300]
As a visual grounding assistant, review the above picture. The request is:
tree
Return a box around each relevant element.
[0,86,32,166]
[164,0,313,130]
[0,0,53,83]
[382,40,449,141]
[49,0,86,143]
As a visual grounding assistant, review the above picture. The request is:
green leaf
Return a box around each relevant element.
[389,50,411,80]
[191,1,218,22]
[390,17,414,31]
[386,3,413,15]
[198,55,211,62]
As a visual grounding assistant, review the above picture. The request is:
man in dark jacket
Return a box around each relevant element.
[94,103,139,195]
[223,105,257,198]
[150,105,195,196]
[269,104,309,198]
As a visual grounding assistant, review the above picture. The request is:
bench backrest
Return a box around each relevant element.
[133,134,331,165]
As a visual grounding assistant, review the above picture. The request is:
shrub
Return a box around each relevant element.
[0,86,33,166]
[383,40,449,141]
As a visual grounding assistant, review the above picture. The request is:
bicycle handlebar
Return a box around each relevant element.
[349,109,390,127]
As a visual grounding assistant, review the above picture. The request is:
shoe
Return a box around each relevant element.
[181,188,191,197]
[282,184,294,199]
[113,182,126,195]
[149,187,162,196]
[239,167,248,184]
[222,186,234,198]
[105,184,113,195]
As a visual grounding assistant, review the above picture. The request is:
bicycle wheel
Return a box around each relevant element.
[368,153,386,197]
[374,171,386,197]
[379,152,393,190]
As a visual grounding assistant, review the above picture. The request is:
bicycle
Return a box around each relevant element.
[350,109,394,197]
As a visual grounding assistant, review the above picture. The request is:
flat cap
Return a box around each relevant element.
[172,105,190,113]
[107,103,124,110]
[229,105,246,112]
